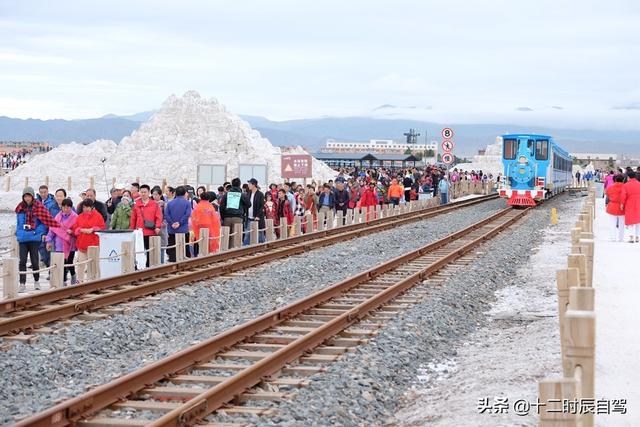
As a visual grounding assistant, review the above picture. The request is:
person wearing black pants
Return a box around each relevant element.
[166,232,190,262]
[403,174,413,203]
[63,251,76,284]
[19,241,40,287]
[432,173,440,199]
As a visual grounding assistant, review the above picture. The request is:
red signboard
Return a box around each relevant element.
[281,154,313,178]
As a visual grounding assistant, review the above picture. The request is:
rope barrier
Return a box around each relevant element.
[186,238,203,247]
[98,253,123,261]
[64,259,92,267]
[22,265,54,274]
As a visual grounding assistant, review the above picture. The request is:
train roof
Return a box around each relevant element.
[501,134,553,139]
[501,133,571,157]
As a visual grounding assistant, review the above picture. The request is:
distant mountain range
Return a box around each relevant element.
[0,112,638,157]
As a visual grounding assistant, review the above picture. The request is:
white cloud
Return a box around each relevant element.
[0,0,638,128]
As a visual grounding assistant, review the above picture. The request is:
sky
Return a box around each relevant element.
[1,0,640,129]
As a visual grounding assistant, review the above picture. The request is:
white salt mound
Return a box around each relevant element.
[456,139,504,176]
[1,91,336,210]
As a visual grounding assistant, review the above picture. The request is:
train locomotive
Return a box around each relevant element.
[498,134,572,206]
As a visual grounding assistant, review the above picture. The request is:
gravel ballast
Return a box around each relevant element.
[0,198,507,423]
[245,195,583,427]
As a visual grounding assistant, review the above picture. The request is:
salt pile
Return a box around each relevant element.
[456,137,504,176]
[0,91,336,210]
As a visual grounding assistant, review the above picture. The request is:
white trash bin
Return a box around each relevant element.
[96,230,135,278]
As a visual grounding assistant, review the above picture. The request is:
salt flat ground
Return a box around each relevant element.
[393,195,638,426]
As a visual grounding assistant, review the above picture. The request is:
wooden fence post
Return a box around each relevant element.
[557,268,580,376]
[89,176,95,189]
[220,226,230,252]
[87,245,100,280]
[278,217,289,239]
[316,212,325,231]
[232,223,243,248]
[539,378,579,426]
[250,220,259,245]
[121,241,135,274]
[2,258,19,299]
[149,236,161,267]
[44,175,50,188]
[564,310,596,426]
[9,225,18,257]
[265,219,275,242]
[304,212,313,233]
[336,210,344,228]
[4,175,10,192]
[577,239,594,287]
[325,210,334,229]
[199,228,210,257]
[346,209,353,226]
[67,176,72,191]
[175,233,186,262]
[568,286,594,311]
[49,252,64,289]
[567,254,588,287]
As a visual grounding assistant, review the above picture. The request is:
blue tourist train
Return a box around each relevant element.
[499,134,572,206]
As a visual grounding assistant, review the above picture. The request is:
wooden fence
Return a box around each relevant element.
[539,186,596,426]
[1,197,447,299]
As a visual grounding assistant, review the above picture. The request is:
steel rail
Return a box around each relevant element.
[0,195,498,335]
[15,205,527,427]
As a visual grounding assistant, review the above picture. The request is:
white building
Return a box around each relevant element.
[571,153,618,170]
[323,138,438,154]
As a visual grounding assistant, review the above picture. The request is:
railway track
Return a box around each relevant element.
[0,195,498,336]
[16,205,528,427]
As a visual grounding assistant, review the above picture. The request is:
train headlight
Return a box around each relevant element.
[518,155,527,164]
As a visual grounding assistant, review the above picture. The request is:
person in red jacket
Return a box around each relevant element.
[129,184,163,266]
[276,189,293,238]
[360,182,378,222]
[621,170,640,243]
[606,174,626,242]
[73,199,105,283]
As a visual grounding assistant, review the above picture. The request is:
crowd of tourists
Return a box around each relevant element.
[11,165,495,293]
[1,149,34,171]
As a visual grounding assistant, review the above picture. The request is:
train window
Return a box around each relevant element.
[503,139,517,159]
[525,139,534,156]
[535,140,549,160]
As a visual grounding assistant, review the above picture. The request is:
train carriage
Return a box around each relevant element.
[498,134,572,206]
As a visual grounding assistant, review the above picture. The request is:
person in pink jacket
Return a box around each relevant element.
[46,198,78,285]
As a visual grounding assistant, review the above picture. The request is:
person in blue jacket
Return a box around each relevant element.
[15,186,59,292]
[164,185,192,262]
[438,175,451,205]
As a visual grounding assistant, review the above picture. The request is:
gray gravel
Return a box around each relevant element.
[235,195,580,427]
[0,199,507,424]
